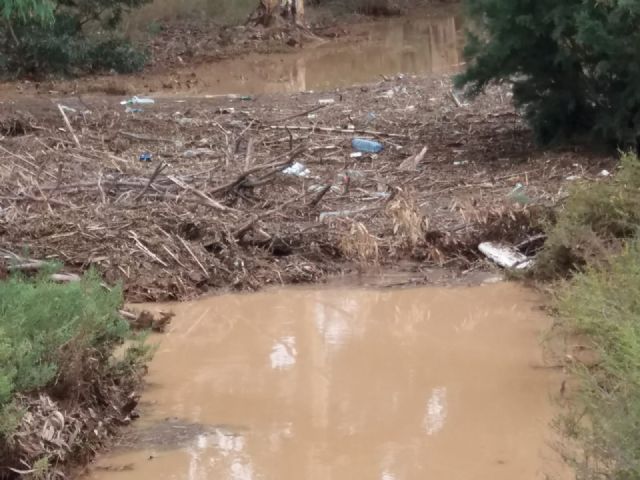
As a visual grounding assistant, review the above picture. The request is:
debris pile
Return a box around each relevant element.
[0,77,612,300]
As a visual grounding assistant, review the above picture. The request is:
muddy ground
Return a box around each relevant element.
[0,74,614,302]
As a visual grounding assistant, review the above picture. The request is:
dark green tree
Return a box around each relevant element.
[456,0,640,148]
[0,0,149,76]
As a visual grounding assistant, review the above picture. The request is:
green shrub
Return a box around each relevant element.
[0,0,150,77]
[556,241,640,480]
[456,0,640,148]
[534,153,640,278]
[0,272,129,408]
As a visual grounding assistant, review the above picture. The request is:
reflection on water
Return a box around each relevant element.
[86,283,568,480]
[120,14,463,95]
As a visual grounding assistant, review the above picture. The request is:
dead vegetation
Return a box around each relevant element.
[0,77,614,301]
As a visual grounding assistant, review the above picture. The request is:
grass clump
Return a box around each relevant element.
[0,271,148,477]
[534,152,640,279]
[0,271,127,407]
[556,242,640,480]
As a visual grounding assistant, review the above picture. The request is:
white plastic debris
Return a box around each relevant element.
[566,175,581,181]
[120,96,155,105]
[282,162,311,177]
[479,242,534,269]
[318,98,335,105]
[599,169,611,177]
[350,152,363,158]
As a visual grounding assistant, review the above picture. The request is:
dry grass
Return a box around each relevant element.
[386,190,425,249]
[339,221,380,265]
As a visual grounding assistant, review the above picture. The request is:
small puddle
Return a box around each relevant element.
[86,283,567,480]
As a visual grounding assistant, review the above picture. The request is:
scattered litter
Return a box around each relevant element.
[216,107,235,114]
[453,160,468,166]
[282,162,311,178]
[239,95,253,101]
[479,242,534,269]
[307,113,317,119]
[350,152,364,158]
[121,96,155,106]
[318,98,335,105]
[599,169,611,177]
[139,152,153,162]
[352,138,384,154]
[379,89,395,99]
[399,146,427,170]
[566,175,581,181]
[125,107,143,113]
[507,183,531,204]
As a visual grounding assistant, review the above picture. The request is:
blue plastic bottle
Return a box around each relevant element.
[351,138,384,154]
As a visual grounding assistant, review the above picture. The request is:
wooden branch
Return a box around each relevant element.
[167,175,238,213]
[57,104,81,148]
[209,145,306,195]
[128,231,169,267]
[177,236,209,278]
[134,161,168,202]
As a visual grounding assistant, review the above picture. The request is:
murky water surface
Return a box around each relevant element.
[86,283,566,480]
[165,15,462,94]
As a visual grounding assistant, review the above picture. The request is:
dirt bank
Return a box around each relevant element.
[0,75,613,302]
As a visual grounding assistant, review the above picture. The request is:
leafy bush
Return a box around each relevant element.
[556,241,640,480]
[0,272,129,408]
[534,153,640,278]
[0,0,150,77]
[456,0,640,148]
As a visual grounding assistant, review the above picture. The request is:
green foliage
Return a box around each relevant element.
[0,272,129,408]
[0,0,54,22]
[556,241,640,480]
[456,0,640,148]
[534,152,640,278]
[0,0,150,77]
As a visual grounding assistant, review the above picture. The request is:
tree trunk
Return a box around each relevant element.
[250,0,305,27]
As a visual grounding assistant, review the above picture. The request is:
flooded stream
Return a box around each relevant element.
[158,15,462,95]
[86,283,566,480]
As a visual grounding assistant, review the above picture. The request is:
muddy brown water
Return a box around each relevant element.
[98,11,463,96]
[86,283,568,480]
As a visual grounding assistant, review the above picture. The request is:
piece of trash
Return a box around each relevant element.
[282,162,311,177]
[507,183,531,204]
[453,160,468,166]
[478,242,534,269]
[239,95,253,101]
[352,138,384,154]
[125,107,143,113]
[182,148,216,158]
[307,113,317,119]
[139,152,152,162]
[318,98,335,105]
[599,169,611,177]
[216,107,235,114]
[379,89,395,99]
[399,146,427,170]
[121,96,155,106]
[566,175,581,181]
[350,152,364,158]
